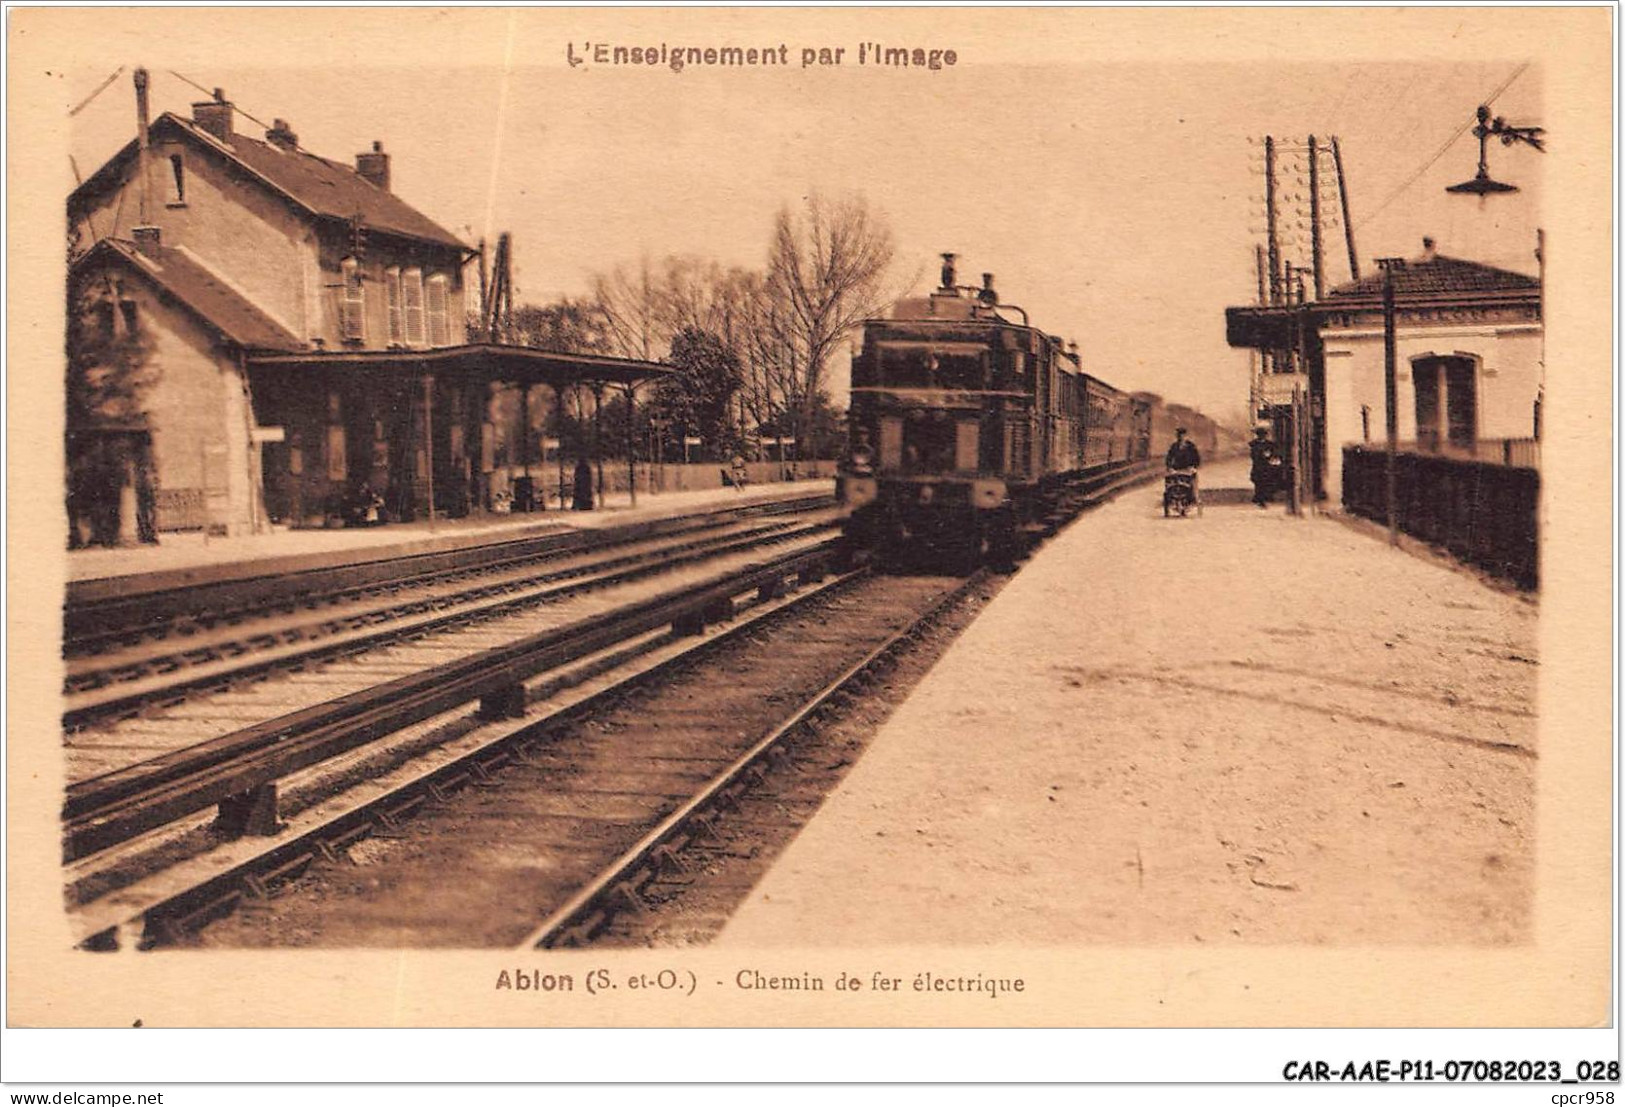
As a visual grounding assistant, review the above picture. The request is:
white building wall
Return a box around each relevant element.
[1320,322,1542,498]
[114,279,258,535]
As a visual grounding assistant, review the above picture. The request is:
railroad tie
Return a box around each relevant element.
[477,683,527,721]
[214,782,282,839]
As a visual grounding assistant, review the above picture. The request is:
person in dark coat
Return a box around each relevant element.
[1165,427,1201,471]
[1248,427,1277,507]
[572,456,594,511]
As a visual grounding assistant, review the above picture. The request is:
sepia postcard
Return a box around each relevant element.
[4,4,1615,1083]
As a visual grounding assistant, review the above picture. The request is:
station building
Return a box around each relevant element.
[67,86,665,541]
[1226,237,1543,500]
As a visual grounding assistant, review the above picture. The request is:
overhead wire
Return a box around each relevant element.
[165,68,275,134]
[68,66,125,117]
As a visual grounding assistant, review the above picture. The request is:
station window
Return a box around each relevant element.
[167,154,186,206]
[955,420,979,472]
[403,267,425,346]
[94,300,116,342]
[385,267,404,345]
[327,423,348,482]
[340,257,365,342]
[426,273,449,346]
[878,416,904,470]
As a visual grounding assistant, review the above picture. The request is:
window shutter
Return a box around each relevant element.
[426,275,449,346]
[403,269,425,346]
[386,268,403,344]
[340,258,365,342]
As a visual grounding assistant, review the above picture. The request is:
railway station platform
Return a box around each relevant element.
[65,478,834,586]
[718,458,1539,946]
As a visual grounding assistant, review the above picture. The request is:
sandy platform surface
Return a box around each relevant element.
[719,462,1537,946]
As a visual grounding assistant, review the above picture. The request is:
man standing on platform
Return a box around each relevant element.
[1248,427,1277,508]
[572,456,594,511]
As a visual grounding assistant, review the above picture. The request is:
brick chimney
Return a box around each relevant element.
[191,89,233,141]
[132,226,162,258]
[265,118,299,150]
[1421,236,1438,262]
[356,141,390,191]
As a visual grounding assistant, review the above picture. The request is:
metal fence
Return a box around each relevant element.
[1341,446,1539,589]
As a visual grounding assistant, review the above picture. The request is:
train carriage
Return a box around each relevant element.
[840,253,1226,570]
[843,256,1115,567]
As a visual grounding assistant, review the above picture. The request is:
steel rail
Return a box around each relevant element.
[74,562,871,949]
[62,540,843,861]
[65,493,833,655]
[521,567,990,950]
[64,513,819,693]
[63,518,835,729]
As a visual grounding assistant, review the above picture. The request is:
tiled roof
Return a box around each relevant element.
[213,123,466,250]
[1325,253,1539,300]
[79,238,305,352]
[71,113,468,251]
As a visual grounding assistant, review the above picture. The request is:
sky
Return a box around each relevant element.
[61,10,1550,428]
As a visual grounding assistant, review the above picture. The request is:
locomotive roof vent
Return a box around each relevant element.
[979,273,997,305]
[939,252,958,291]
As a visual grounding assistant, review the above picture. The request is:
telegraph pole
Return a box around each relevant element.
[1377,258,1404,546]
[1331,137,1360,282]
[1308,135,1324,299]
[1265,136,1282,304]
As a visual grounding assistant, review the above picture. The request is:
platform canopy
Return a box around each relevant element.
[246,343,671,389]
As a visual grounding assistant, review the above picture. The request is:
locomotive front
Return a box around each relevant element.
[841,256,1043,566]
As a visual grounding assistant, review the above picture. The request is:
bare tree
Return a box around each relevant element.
[651,257,731,339]
[764,192,895,449]
[591,256,666,362]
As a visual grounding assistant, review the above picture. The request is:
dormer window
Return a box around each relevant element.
[340,257,365,342]
[92,299,139,340]
[385,267,404,344]
[166,154,186,206]
[426,273,450,346]
[402,267,425,346]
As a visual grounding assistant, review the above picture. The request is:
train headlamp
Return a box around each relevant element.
[970,479,1007,508]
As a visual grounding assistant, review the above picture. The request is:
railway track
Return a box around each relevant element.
[63,529,842,855]
[178,569,979,950]
[68,538,859,948]
[64,491,833,659]
[63,464,1151,949]
[63,508,839,732]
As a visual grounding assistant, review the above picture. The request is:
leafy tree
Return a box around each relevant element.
[653,327,742,461]
[65,273,159,546]
[509,298,612,356]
